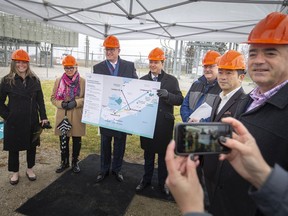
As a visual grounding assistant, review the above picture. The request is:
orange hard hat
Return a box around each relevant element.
[148,47,166,61]
[62,55,77,67]
[217,50,245,70]
[247,12,288,44]
[11,49,30,62]
[202,50,221,66]
[103,35,120,48]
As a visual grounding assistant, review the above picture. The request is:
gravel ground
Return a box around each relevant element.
[0,142,181,216]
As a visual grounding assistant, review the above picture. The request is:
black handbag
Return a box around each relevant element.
[32,121,52,145]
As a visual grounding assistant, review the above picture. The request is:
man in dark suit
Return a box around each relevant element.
[93,35,138,183]
[209,50,246,122]
[135,47,183,195]
[201,50,246,207]
[192,50,246,122]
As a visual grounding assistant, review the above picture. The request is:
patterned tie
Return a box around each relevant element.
[153,76,158,81]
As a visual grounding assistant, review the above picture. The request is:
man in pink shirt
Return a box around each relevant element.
[204,12,288,216]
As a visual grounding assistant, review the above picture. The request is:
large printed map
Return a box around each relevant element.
[82,73,160,138]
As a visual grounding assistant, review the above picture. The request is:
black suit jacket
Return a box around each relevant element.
[207,83,288,216]
[93,57,138,78]
[201,87,246,213]
[140,71,183,153]
[210,87,246,122]
[93,57,138,137]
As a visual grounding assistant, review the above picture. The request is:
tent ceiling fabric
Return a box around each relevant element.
[0,0,286,42]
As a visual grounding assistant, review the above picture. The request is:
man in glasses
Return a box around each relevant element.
[93,35,138,183]
[180,50,222,122]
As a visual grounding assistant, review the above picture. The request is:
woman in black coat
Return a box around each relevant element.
[136,48,183,194]
[0,49,49,185]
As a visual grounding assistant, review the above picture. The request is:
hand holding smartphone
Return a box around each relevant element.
[174,122,232,155]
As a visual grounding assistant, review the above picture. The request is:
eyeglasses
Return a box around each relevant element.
[64,67,75,71]
[105,48,118,53]
[203,64,217,69]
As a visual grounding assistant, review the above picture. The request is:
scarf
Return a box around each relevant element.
[55,72,80,100]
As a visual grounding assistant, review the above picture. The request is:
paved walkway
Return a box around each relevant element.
[0,65,255,93]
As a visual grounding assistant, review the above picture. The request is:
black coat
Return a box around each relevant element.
[0,74,48,151]
[201,87,246,212]
[93,57,138,137]
[207,83,288,216]
[140,71,183,154]
[210,87,246,122]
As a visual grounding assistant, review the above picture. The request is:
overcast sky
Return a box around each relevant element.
[77,34,176,62]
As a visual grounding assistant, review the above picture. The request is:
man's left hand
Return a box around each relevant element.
[157,89,169,99]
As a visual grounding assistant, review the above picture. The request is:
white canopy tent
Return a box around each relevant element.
[0,0,287,43]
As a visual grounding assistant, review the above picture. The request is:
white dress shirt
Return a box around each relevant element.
[217,87,241,114]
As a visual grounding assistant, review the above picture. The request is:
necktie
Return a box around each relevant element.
[153,76,158,81]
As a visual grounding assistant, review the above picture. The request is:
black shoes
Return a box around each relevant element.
[55,163,69,173]
[95,171,124,183]
[72,161,80,173]
[159,184,170,196]
[95,172,109,183]
[159,185,174,201]
[136,179,151,192]
[112,171,124,182]
[56,158,79,173]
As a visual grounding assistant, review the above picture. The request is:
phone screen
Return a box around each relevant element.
[174,123,232,155]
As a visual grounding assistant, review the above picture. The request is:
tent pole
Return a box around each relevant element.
[173,40,178,76]
[177,40,183,79]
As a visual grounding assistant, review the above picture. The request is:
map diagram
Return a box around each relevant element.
[82,73,160,138]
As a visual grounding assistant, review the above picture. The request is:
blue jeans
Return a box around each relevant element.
[100,134,127,173]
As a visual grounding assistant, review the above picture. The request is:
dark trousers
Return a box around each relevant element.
[8,147,36,172]
[59,136,81,162]
[143,150,167,187]
[100,134,127,173]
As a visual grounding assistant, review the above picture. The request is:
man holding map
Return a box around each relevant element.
[135,47,183,195]
[93,35,138,183]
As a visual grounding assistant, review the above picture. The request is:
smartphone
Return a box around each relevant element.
[174,122,232,155]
